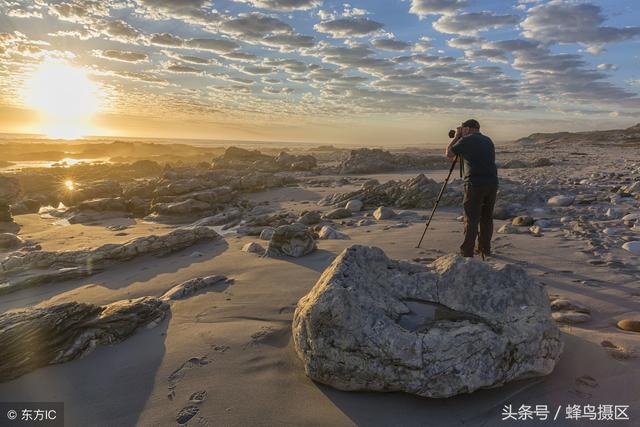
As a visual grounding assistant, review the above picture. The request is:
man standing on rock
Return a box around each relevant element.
[445,119,498,258]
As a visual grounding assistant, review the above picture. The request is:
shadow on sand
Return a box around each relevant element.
[0,312,171,427]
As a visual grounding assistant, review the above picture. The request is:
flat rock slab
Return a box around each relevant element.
[0,297,169,382]
[293,245,563,398]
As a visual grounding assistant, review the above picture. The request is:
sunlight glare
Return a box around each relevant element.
[22,59,102,139]
[64,180,75,191]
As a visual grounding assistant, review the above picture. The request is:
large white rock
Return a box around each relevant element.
[293,245,563,398]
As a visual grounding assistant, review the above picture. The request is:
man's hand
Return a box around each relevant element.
[445,126,462,160]
[455,126,463,139]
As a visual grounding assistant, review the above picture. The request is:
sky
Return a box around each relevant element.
[0,0,639,143]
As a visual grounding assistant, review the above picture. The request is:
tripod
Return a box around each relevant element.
[416,156,458,248]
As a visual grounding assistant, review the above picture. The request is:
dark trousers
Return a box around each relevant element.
[461,182,497,257]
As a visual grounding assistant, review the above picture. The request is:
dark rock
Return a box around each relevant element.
[267,223,316,257]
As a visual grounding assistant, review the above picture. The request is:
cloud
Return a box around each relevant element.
[49,1,109,23]
[138,0,219,24]
[521,1,640,50]
[597,63,617,71]
[185,38,240,53]
[433,12,519,35]
[149,33,184,47]
[314,18,384,38]
[166,63,203,73]
[99,20,142,43]
[223,51,259,62]
[262,34,315,51]
[164,51,215,64]
[447,36,484,48]
[316,44,393,74]
[409,0,467,17]
[486,38,640,107]
[221,13,292,39]
[464,48,508,63]
[236,0,322,11]
[241,65,275,75]
[372,38,411,51]
[94,49,149,62]
[264,59,308,73]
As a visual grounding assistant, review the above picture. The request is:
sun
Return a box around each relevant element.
[22,59,102,139]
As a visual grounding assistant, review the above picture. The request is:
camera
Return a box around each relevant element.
[448,129,456,138]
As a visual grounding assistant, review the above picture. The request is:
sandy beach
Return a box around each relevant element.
[1,138,639,426]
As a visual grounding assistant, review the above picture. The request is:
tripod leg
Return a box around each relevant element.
[416,157,458,248]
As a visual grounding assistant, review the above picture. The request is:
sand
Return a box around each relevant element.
[1,162,639,426]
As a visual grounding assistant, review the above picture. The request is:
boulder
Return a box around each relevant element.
[293,246,562,398]
[512,215,534,226]
[547,195,574,207]
[267,223,316,257]
[0,297,169,382]
[318,226,349,240]
[242,242,265,254]
[323,208,352,220]
[529,225,542,237]
[298,211,322,226]
[345,199,363,212]
[373,206,396,220]
[259,228,275,241]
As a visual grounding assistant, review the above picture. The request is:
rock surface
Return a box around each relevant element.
[267,223,316,257]
[293,245,563,398]
[373,206,396,220]
[242,242,265,254]
[318,226,349,240]
[0,297,169,382]
[161,275,230,301]
[0,226,221,293]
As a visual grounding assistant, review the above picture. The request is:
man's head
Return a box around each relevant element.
[461,119,480,137]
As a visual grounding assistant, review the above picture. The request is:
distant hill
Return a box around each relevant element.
[515,123,640,147]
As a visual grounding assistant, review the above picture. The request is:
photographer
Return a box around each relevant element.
[445,119,498,258]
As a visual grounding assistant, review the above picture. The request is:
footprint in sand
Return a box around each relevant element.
[573,374,598,398]
[167,356,210,399]
[189,390,207,403]
[176,405,199,424]
[243,325,291,349]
